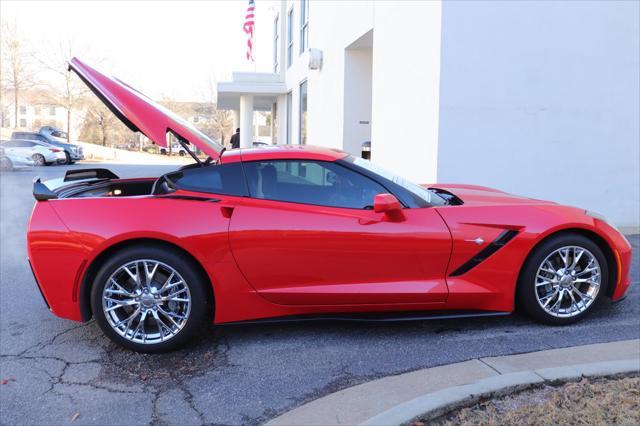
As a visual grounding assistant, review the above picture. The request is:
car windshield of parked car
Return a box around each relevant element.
[50,130,68,139]
[345,155,446,206]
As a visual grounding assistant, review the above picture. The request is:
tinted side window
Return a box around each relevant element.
[169,163,247,196]
[243,160,387,209]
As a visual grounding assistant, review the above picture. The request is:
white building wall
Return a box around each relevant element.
[370,1,442,183]
[303,1,374,149]
[436,0,640,227]
[343,45,373,155]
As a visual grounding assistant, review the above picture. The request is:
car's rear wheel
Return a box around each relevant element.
[517,233,608,325]
[91,246,210,352]
[32,154,46,166]
[0,157,13,171]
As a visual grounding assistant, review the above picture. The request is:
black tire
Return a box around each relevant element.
[63,151,72,165]
[32,154,46,166]
[160,148,167,155]
[91,245,211,352]
[0,157,13,171]
[517,233,608,325]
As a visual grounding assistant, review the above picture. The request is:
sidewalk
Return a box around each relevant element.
[267,339,640,426]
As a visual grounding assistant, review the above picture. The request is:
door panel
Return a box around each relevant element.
[228,198,452,305]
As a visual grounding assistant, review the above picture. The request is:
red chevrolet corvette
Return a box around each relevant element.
[27,59,632,352]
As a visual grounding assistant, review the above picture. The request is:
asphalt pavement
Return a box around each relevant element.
[1,162,638,426]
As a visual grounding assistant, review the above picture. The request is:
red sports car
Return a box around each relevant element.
[27,59,633,352]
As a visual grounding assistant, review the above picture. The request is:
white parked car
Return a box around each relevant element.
[0,147,35,171]
[0,139,65,166]
[159,143,188,156]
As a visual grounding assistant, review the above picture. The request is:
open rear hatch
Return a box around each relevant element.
[68,57,223,160]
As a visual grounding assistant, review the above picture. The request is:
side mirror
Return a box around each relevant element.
[373,193,405,222]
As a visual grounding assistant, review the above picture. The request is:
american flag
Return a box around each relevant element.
[243,0,255,62]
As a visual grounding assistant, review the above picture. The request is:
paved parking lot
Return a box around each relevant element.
[1,162,638,425]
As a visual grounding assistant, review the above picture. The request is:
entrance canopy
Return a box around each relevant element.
[217,72,286,111]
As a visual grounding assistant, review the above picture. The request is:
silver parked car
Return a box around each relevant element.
[0,139,65,166]
[11,128,84,164]
[0,146,35,171]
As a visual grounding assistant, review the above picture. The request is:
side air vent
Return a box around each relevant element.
[450,230,519,276]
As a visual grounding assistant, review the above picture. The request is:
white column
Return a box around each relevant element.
[239,95,254,148]
[277,95,287,146]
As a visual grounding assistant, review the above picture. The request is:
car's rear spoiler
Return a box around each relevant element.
[33,178,58,201]
[33,168,121,201]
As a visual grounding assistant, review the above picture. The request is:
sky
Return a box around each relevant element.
[1,0,278,102]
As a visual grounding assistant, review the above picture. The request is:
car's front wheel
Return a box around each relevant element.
[91,246,210,352]
[517,233,608,325]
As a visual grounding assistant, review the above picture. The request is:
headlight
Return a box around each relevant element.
[586,210,620,232]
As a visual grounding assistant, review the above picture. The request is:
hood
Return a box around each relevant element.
[68,57,222,159]
[426,183,556,206]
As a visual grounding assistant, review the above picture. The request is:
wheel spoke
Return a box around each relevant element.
[158,272,175,292]
[536,279,555,287]
[143,261,159,285]
[575,267,599,277]
[158,307,182,328]
[559,249,570,268]
[109,279,135,296]
[570,248,584,270]
[123,264,140,286]
[105,298,139,312]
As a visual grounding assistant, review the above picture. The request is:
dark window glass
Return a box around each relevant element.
[167,163,247,196]
[244,160,387,209]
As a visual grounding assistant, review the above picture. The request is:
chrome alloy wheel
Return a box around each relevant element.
[102,259,191,344]
[535,246,601,318]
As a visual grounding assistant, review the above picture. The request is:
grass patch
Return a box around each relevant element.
[415,375,639,426]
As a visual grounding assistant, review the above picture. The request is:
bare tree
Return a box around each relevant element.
[0,21,35,128]
[200,77,234,145]
[80,97,133,147]
[32,40,92,141]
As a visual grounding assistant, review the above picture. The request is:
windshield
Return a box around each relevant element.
[346,155,447,206]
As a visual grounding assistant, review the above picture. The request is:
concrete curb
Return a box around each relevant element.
[360,359,640,426]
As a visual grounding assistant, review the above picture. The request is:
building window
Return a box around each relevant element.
[286,91,292,144]
[287,8,293,68]
[19,105,27,114]
[49,106,56,115]
[299,81,307,145]
[19,118,27,127]
[300,0,309,54]
[273,15,280,73]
